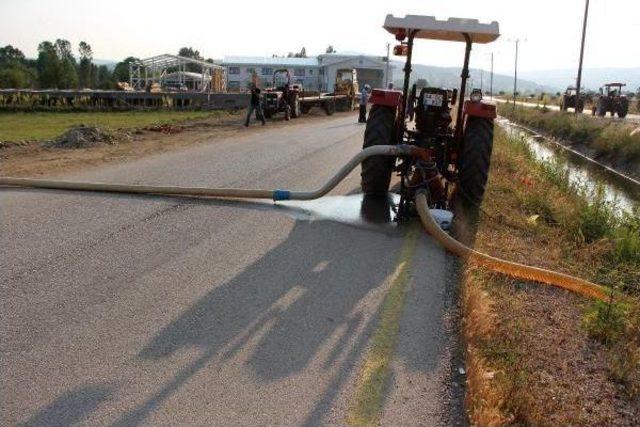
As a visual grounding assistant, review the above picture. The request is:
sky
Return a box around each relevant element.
[1,0,638,74]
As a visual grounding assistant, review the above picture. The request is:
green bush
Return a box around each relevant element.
[582,299,628,345]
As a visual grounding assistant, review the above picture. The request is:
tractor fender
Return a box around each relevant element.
[370,89,403,108]
[463,100,497,120]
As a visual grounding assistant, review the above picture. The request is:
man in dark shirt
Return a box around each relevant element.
[245,86,266,127]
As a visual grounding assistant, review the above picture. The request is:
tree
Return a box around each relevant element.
[37,41,61,88]
[54,39,75,62]
[325,45,335,54]
[59,58,78,88]
[77,41,93,88]
[0,45,26,63]
[36,39,78,88]
[112,56,139,83]
[96,65,114,89]
[293,47,307,58]
[0,64,37,88]
[415,78,428,88]
[0,45,36,88]
[178,47,204,72]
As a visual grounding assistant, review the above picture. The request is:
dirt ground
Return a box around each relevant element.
[0,110,348,178]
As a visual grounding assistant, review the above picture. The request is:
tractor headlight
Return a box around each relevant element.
[470,89,483,103]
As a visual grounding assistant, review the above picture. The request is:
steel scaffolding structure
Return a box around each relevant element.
[129,54,226,92]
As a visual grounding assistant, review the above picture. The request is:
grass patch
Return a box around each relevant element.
[499,105,640,164]
[0,110,227,142]
[461,126,640,425]
[347,225,419,426]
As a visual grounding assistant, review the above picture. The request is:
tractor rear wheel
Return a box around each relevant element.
[457,117,494,206]
[361,105,396,195]
[323,100,335,115]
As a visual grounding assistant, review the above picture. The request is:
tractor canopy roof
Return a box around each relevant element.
[383,14,500,44]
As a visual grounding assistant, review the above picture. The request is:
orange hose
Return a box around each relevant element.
[415,191,611,301]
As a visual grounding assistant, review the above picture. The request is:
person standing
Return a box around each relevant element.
[245,86,266,127]
[358,84,370,123]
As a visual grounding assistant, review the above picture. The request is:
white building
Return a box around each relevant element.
[222,53,392,92]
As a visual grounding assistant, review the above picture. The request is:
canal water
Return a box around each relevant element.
[498,118,640,215]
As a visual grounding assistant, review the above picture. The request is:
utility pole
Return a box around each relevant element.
[385,43,390,88]
[513,39,519,108]
[490,52,494,100]
[575,0,590,114]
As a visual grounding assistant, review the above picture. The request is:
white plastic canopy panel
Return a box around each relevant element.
[384,15,500,44]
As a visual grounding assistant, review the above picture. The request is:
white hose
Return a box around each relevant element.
[0,146,612,300]
[0,145,416,201]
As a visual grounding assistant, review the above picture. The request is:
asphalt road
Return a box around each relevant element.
[1,113,462,426]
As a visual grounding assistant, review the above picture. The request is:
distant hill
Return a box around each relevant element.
[391,62,547,94]
[519,68,640,93]
[93,59,118,69]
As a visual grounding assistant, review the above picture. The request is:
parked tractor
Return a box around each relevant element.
[559,87,584,113]
[361,14,500,219]
[592,83,629,118]
[263,69,302,120]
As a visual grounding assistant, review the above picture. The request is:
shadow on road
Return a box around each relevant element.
[8,188,453,425]
[111,213,405,425]
[19,385,113,427]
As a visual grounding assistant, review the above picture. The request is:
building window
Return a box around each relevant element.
[246,67,255,74]
[228,81,240,89]
[261,67,273,76]
[229,66,240,75]
[309,69,314,75]
[294,68,305,77]
[319,68,325,75]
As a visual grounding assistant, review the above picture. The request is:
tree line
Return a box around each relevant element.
[0,42,212,90]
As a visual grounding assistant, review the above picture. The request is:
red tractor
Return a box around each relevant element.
[591,83,629,118]
[361,15,500,219]
[262,69,302,120]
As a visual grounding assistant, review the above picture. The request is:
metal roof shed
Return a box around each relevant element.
[130,54,225,92]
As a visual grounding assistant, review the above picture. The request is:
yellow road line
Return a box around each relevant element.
[346,224,420,426]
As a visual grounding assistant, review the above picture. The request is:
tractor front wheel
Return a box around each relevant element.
[457,117,494,206]
[360,105,396,196]
[290,94,301,118]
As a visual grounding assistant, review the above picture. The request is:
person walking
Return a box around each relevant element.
[358,84,370,123]
[245,85,266,127]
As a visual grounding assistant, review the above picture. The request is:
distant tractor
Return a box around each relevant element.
[262,69,302,120]
[332,68,359,111]
[361,14,500,218]
[559,87,584,113]
[592,83,629,118]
